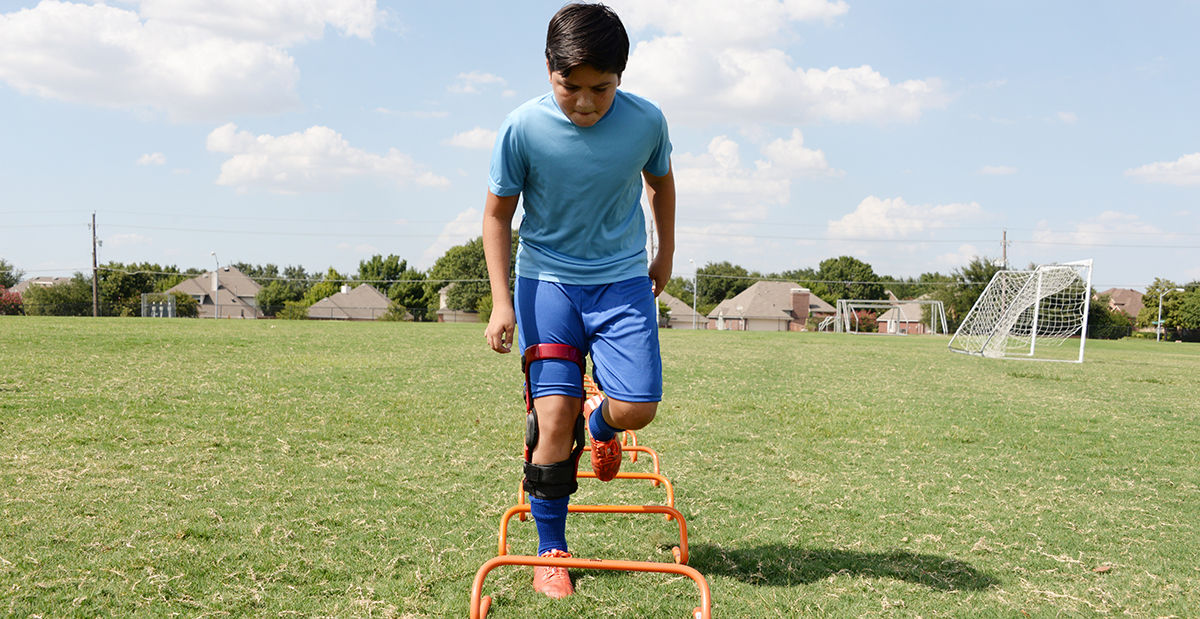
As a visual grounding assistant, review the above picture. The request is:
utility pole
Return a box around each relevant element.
[1001,229,1009,269]
[91,212,99,317]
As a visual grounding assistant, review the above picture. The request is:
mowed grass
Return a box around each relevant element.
[1,317,1197,618]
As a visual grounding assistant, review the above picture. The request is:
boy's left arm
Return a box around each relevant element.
[644,161,675,297]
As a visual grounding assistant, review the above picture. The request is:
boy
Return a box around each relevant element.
[482,2,675,600]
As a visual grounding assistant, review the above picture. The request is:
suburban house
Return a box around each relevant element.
[1097,288,1144,318]
[308,284,398,320]
[167,266,263,319]
[436,283,479,323]
[659,291,705,329]
[707,281,834,331]
[875,291,937,334]
[11,276,72,294]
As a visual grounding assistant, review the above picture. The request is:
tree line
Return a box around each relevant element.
[2,248,1195,338]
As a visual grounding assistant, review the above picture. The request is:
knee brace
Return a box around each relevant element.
[522,406,586,500]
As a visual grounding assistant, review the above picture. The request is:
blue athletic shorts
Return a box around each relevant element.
[516,276,663,402]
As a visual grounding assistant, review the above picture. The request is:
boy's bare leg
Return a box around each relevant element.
[529,395,583,464]
[604,399,656,431]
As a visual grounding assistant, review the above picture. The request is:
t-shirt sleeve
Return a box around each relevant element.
[643,108,672,178]
[488,114,526,197]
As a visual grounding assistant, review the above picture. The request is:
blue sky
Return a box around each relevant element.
[2,0,1198,292]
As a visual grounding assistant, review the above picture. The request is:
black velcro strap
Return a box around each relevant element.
[523,459,579,500]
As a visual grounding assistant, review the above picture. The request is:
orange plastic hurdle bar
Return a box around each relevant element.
[498,503,690,564]
[470,553,712,619]
[517,471,676,520]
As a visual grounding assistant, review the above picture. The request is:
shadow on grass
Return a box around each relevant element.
[685,543,998,591]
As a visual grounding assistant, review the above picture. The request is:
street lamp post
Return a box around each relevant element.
[689,259,698,330]
[211,252,220,319]
[1157,287,1185,342]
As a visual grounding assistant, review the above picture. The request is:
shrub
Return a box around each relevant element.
[0,287,22,315]
[277,300,310,320]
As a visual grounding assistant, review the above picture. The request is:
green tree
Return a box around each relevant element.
[356,255,408,289]
[426,231,518,317]
[302,267,350,307]
[815,256,884,303]
[1136,278,1185,329]
[355,254,429,319]
[928,256,1004,330]
[696,261,758,311]
[389,269,429,320]
[770,266,824,297]
[171,291,200,318]
[22,275,93,316]
[1176,283,1200,330]
[256,281,296,317]
[1088,293,1134,339]
[0,259,24,289]
[664,275,694,307]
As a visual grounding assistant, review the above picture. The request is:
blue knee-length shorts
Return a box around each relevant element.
[515,276,662,402]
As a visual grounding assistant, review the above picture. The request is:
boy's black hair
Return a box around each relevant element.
[545,3,630,78]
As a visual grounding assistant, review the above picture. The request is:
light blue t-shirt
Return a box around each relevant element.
[488,89,672,285]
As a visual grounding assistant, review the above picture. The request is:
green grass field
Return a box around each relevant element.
[2,317,1197,618]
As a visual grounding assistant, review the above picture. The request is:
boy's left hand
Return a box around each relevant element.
[649,253,672,297]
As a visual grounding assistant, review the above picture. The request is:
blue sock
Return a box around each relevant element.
[529,495,570,555]
[588,400,622,442]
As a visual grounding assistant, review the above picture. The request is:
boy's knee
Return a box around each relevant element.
[607,399,657,431]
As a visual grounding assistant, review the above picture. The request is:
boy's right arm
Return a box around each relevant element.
[483,190,521,354]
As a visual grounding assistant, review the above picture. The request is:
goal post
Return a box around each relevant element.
[948,260,1093,363]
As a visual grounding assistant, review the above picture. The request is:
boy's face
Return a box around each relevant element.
[548,63,620,127]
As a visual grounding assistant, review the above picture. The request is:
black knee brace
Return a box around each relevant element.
[522,406,586,500]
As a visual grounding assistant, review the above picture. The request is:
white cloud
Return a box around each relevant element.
[1125,153,1200,186]
[612,0,848,46]
[445,127,497,150]
[137,152,167,165]
[376,107,449,118]
[420,208,482,268]
[758,129,841,179]
[1057,111,1077,124]
[1032,211,1163,248]
[106,233,150,246]
[980,165,1017,175]
[936,244,983,268]
[826,196,990,239]
[611,0,945,126]
[449,71,508,94]
[337,242,379,255]
[206,122,449,194]
[135,0,381,45]
[0,0,382,121]
[675,132,838,219]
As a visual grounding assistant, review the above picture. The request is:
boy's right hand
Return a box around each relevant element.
[485,305,517,353]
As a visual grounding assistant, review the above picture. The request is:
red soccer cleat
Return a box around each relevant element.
[590,434,622,481]
[532,549,574,599]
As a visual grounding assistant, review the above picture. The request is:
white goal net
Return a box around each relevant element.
[948,260,1092,363]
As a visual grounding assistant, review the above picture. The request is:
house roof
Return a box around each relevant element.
[1097,288,1144,317]
[878,292,932,323]
[707,281,834,319]
[10,276,72,294]
[308,284,394,320]
[168,266,262,300]
[659,291,702,319]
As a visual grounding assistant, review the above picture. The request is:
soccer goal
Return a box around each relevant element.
[948,260,1093,363]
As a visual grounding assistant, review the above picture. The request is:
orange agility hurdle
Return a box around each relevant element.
[470,554,712,619]
[498,503,690,564]
[516,471,676,521]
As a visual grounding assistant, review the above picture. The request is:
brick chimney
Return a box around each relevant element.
[791,288,810,324]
